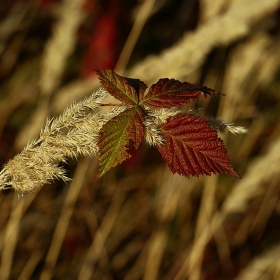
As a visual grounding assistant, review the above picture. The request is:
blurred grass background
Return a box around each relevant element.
[0,0,280,279]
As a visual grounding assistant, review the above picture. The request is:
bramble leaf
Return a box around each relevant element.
[95,68,147,105]
[157,114,240,178]
[141,78,220,108]
[97,107,145,177]
[94,69,241,179]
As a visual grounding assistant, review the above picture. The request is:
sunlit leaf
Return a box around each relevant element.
[157,114,240,178]
[141,78,220,108]
[95,68,147,105]
[97,107,145,177]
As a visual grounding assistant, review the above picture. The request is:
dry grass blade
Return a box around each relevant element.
[129,0,279,82]
[234,243,280,280]
[199,0,226,23]
[0,195,24,280]
[0,193,36,280]
[0,89,109,194]
[39,0,85,96]
[222,135,280,214]
[39,157,93,280]
[144,169,193,280]
[77,188,125,280]
[18,250,45,280]
[218,33,273,120]
[173,211,225,280]
[143,230,168,280]
[114,0,156,74]
[15,0,86,149]
[0,3,28,52]
[190,176,218,280]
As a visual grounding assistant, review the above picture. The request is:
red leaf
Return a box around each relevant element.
[141,78,220,108]
[157,114,240,178]
[95,69,147,105]
[97,107,145,177]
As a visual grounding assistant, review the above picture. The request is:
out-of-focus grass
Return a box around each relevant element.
[0,0,280,279]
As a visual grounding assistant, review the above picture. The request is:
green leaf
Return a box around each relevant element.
[97,107,145,177]
[95,69,147,105]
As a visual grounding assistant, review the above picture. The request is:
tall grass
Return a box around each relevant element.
[0,0,280,279]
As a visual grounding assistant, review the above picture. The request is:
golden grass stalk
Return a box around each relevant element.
[0,88,111,194]
[199,0,226,23]
[129,0,279,82]
[77,188,125,280]
[39,157,93,280]
[15,0,85,149]
[223,135,280,214]
[39,0,85,96]
[143,169,195,280]
[114,0,156,74]
[0,192,36,280]
[235,243,280,280]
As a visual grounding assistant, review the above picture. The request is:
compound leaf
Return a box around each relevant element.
[157,114,240,178]
[97,107,145,177]
[141,78,220,108]
[95,68,147,105]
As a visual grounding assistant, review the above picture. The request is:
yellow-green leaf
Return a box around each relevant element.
[97,107,145,177]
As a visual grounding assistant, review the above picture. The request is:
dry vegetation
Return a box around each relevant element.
[0,0,280,279]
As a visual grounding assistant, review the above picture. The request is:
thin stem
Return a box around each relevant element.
[101,103,124,107]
